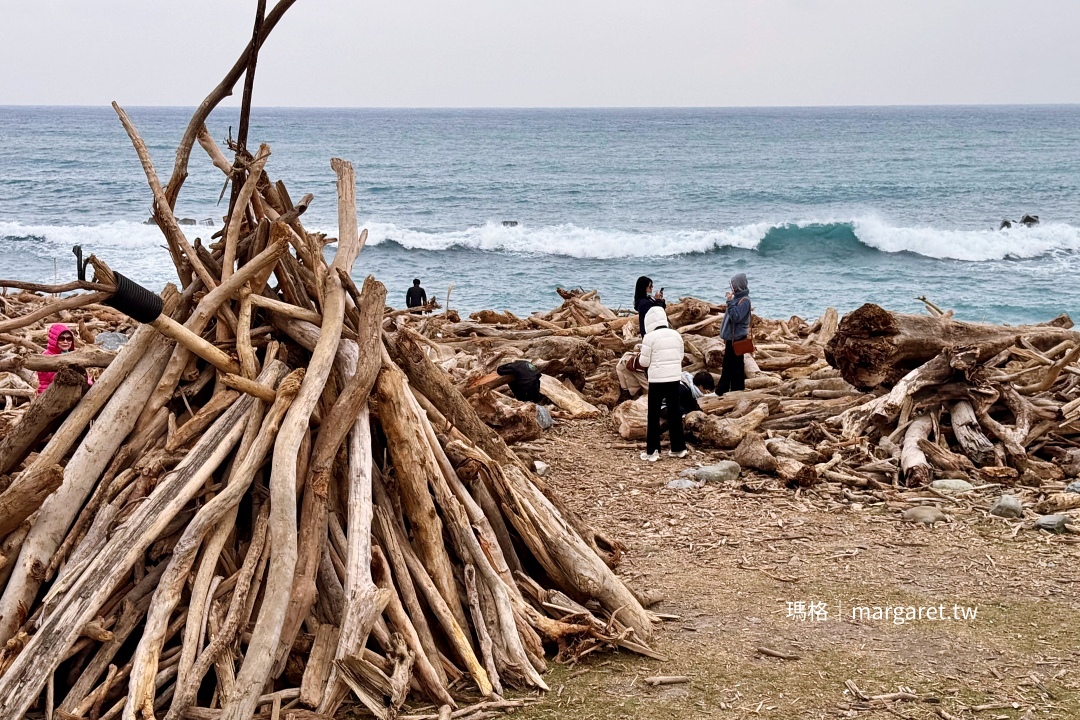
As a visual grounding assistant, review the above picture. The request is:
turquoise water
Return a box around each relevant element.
[1,105,1079,323]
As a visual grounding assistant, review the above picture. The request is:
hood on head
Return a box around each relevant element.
[46,323,71,353]
[730,273,748,294]
[644,305,669,334]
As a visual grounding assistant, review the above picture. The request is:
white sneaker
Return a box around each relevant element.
[640,451,660,462]
[668,449,688,458]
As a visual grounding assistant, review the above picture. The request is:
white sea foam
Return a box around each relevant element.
[4,218,1080,262]
[0,220,176,251]
[852,218,1080,262]
[358,220,770,258]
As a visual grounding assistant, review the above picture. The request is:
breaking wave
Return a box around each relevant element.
[4,217,1080,263]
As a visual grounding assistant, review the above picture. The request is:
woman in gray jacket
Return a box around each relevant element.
[718,273,751,394]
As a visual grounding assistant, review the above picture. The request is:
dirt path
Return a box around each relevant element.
[510,418,1080,720]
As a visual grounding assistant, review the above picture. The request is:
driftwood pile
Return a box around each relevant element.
[0,19,659,720]
[406,289,1080,507]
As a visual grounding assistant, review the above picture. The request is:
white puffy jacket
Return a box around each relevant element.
[639,306,684,383]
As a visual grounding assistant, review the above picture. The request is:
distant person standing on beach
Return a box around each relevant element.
[634,275,666,337]
[718,273,751,394]
[406,278,427,314]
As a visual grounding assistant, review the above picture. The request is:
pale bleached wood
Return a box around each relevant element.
[3,346,115,372]
[249,292,322,326]
[165,390,240,452]
[950,400,995,466]
[134,238,286,432]
[900,414,934,486]
[125,364,294,718]
[113,102,216,289]
[380,506,493,697]
[56,562,169,715]
[221,145,271,285]
[0,464,62,537]
[221,372,277,402]
[149,314,241,375]
[0,368,87,475]
[317,409,398,714]
[236,285,259,379]
[0,330,173,646]
[300,623,339,708]
[369,486,447,690]
[368,545,454,708]
[0,383,259,719]
[538,374,600,418]
[0,292,111,334]
[276,275,383,676]
[374,360,468,632]
[221,158,363,720]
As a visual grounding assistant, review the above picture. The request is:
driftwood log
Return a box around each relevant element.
[826,303,1077,389]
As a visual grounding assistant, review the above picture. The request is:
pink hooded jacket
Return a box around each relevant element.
[36,323,71,394]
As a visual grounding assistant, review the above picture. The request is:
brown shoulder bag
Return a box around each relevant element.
[731,298,754,356]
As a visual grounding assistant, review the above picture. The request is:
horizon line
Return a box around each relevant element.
[2,101,1080,111]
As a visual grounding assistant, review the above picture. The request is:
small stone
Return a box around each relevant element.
[930,478,974,493]
[532,460,550,477]
[990,494,1023,519]
[902,506,948,526]
[1034,514,1071,533]
[666,478,703,490]
[849,502,864,512]
[693,461,741,484]
[1065,480,1080,494]
[535,405,553,430]
[94,332,130,351]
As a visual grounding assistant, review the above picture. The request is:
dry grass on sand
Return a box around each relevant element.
[504,418,1080,720]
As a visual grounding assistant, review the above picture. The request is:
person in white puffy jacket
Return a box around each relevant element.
[638,305,687,461]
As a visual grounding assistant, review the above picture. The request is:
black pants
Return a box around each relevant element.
[718,340,746,394]
[647,381,685,454]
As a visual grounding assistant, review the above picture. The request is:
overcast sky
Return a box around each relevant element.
[3,0,1078,107]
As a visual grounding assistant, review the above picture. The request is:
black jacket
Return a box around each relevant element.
[497,360,543,402]
[636,296,666,337]
[406,286,427,308]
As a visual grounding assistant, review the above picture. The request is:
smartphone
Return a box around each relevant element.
[659,287,664,294]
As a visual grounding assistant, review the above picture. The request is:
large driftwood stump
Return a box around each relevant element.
[825,303,1077,390]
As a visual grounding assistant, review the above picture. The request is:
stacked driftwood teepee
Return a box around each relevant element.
[0,4,657,719]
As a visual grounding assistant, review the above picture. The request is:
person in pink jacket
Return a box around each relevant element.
[36,323,76,394]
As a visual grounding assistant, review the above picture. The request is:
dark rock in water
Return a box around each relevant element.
[999,219,1013,230]
[502,220,519,227]
[198,218,215,226]
[178,218,197,226]
[1020,214,1039,227]
[94,331,130,351]
[144,216,157,225]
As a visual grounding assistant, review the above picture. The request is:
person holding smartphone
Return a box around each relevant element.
[718,273,751,394]
[634,275,666,337]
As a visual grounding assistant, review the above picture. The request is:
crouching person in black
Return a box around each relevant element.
[497,360,543,402]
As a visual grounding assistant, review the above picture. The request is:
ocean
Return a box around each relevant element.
[1,105,1079,324]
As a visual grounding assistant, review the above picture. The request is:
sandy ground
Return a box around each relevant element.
[501,418,1080,720]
